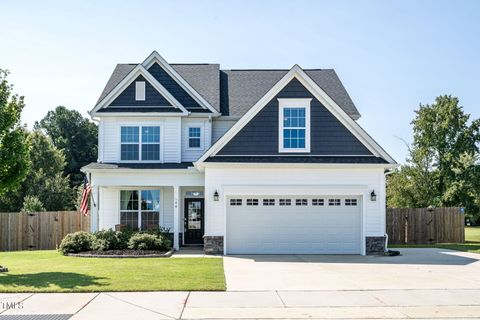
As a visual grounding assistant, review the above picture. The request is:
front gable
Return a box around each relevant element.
[217,78,372,156]
[108,75,172,107]
[196,65,396,167]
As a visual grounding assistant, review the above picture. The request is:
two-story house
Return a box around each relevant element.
[82,51,397,255]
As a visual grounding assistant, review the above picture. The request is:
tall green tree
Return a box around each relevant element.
[34,106,97,186]
[0,130,75,211]
[388,95,480,220]
[0,70,30,194]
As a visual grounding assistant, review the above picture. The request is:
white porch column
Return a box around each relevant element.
[90,186,99,232]
[173,185,180,250]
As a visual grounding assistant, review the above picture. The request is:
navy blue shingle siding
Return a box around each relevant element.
[148,63,208,111]
[108,75,172,107]
[217,78,373,156]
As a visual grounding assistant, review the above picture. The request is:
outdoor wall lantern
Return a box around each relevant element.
[213,190,219,201]
[370,190,377,201]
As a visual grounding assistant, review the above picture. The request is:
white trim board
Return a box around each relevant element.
[195,65,397,168]
[142,51,220,115]
[90,64,189,116]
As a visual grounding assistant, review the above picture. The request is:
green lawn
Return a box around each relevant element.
[390,226,480,254]
[0,250,225,292]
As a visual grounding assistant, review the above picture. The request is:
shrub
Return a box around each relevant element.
[127,233,169,251]
[92,229,121,250]
[59,231,94,254]
[20,196,46,213]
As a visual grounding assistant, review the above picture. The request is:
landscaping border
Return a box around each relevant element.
[66,248,174,258]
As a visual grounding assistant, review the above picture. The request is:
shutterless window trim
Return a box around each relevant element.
[279,199,292,206]
[120,125,161,161]
[295,199,308,206]
[246,199,259,206]
[328,198,341,206]
[119,189,160,230]
[263,199,275,206]
[312,199,325,206]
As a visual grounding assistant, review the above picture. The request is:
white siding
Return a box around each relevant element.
[102,117,119,162]
[204,166,386,238]
[212,119,236,143]
[162,187,174,231]
[99,187,119,230]
[98,116,181,163]
[181,118,212,162]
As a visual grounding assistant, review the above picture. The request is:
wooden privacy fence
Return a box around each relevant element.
[0,211,90,251]
[386,207,464,244]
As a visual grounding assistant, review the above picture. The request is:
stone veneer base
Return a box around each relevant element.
[366,236,387,255]
[203,236,224,255]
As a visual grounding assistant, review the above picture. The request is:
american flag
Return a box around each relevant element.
[80,176,92,216]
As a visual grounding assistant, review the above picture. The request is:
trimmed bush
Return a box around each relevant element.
[92,229,121,250]
[128,233,165,251]
[59,231,94,254]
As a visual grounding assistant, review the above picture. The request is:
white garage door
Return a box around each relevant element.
[226,196,362,254]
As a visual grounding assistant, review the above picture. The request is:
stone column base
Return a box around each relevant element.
[203,236,224,255]
[366,236,386,255]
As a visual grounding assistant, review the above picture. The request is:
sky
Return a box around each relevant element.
[1,0,479,164]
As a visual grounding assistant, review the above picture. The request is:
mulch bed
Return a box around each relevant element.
[67,248,174,258]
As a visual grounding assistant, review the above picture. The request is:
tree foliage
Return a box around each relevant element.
[21,195,46,213]
[387,95,480,220]
[0,130,75,212]
[35,106,97,186]
[0,70,30,194]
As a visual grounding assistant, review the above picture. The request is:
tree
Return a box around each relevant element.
[21,195,46,213]
[388,95,480,221]
[0,130,75,212]
[0,70,30,194]
[35,106,97,186]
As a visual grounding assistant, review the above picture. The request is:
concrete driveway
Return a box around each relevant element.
[224,248,480,291]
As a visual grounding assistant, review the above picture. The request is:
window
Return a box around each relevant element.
[279,99,311,153]
[328,198,341,206]
[121,126,160,161]
[188,127,201,148]
[120,190,160,230]
[135,81,146,101]
[296,199,308,206]
[312,199,324,206]
[279,199,291,206]
[230,199,242,206]
[121,127,139,160]
[345,199,358,206]
[263,199,275,206]
[246,199,259,206]
[141,127,160,161]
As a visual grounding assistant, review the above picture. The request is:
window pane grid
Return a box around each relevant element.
[188,127,201,148]
[279,199,291,206]
[328,198,341,206]
[246,199,259,206]
[120,189,160,230]
[283,107,306,149]
[121,126,160,161]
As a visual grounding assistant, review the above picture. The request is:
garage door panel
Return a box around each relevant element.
[227,196,362,254]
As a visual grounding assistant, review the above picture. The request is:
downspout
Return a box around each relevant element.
[384,169,395,252]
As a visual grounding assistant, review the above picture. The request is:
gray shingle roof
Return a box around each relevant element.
[206,156,387,164]
[95,63,360,119]
[219,69,359,119]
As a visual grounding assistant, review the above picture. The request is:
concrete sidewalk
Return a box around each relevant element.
[2,289,480,319]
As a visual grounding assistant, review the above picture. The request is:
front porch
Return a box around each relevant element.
[86,167,206,251]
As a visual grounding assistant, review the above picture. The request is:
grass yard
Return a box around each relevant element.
[0,250,225,292]
[390,226,480,254]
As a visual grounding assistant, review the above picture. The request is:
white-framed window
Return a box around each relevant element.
[279,199,291,206]
[263,199,275,206]
[120,189,160,230]
[188,127,202,148]
[345,199,358,206]
[230,199,242,206]
[295,199,308,206]
[246,199,259,206]
[121,126,160,161]
[135,81,146,101]
[312,199,324,206]
[328,198,341,206]
[278,98,311,153]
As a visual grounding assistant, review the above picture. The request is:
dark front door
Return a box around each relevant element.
[184,198,204,245]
